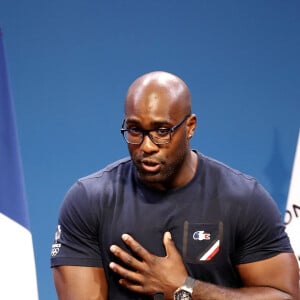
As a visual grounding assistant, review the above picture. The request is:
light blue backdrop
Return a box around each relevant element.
[0,1,299,299]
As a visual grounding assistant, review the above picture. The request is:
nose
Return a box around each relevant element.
[139,134,159,153]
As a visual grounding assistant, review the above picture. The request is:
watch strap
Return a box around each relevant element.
[183,276,195,292]
[174,276,195,299]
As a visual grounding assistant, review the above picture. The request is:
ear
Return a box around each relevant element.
[186,114,197,139]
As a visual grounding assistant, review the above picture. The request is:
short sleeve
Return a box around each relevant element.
[233,182,292,264]
[50,180,102,267]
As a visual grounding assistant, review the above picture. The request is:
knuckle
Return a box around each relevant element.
[125,256,132,265]
[148,255,159,266]
[134,245,143,253]
[123,271,129,279]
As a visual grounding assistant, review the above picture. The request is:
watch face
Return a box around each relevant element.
[175,290,192,300]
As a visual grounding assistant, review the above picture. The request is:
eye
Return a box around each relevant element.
[155,128,170,137]
[127,128,142,136]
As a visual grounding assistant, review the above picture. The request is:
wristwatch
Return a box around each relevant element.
[173,276,195,300]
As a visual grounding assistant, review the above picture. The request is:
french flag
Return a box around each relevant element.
[0,28,39,299]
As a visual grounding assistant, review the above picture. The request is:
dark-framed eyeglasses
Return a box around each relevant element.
[120,115,190,145]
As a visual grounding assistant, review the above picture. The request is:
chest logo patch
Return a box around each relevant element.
[183,221,223,263]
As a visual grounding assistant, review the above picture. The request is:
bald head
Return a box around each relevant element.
[124,71,191,119]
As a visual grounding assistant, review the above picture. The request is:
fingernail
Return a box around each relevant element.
[166,231,172,240]
[110,245,117,252]
[122,233,129,241]
[109,262,116,270]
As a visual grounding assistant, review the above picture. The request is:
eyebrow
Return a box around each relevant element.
[125,118,173,128]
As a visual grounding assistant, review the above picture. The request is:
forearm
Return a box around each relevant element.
[191,280,294,300]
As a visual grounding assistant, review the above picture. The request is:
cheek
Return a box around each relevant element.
[127,145,141,159]
[167,137,189,160]
[172,133,189,151]
[127,145,135,155]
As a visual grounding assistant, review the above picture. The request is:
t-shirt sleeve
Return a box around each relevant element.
[233,181,293,264]
[50,180,103,267]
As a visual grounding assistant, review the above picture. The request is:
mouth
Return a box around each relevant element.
[140,159,161,173]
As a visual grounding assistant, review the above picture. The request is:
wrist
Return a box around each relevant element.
[173,276,195,300]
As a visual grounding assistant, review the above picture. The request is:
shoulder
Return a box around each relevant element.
[198,152,258,189]
[61,157,133,210]
[71,157,132,193]
[78,157,132,187]
[196,151,275,210]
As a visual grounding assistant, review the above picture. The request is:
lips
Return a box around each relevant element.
[140,159,161,173]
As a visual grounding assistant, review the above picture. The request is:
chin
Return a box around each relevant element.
[138,170,161,181]
[138,171,172,188]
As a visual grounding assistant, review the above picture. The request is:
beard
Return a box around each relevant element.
[132,150,187,189]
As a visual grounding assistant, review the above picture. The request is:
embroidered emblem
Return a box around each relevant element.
[193,230,211,241]
[51,225,62,257]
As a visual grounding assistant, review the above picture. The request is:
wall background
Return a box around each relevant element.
[0,1,299,299]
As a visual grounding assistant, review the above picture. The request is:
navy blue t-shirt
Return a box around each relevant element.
[50,152,292,299]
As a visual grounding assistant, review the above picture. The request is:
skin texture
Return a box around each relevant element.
[53,71,300,300]
[53,266,107,300]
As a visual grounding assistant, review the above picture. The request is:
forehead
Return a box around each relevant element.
[125,85,180,121]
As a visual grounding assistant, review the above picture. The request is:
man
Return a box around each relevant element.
[51,71,299,299]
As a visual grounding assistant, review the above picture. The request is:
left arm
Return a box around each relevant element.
[109,232,299,300]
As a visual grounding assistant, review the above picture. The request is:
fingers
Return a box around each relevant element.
[109,234,151,270]
[163,231,172,244]
[109,260,142,284]
[121,233,151,261]
[109,235,148,293]
[163,231,176,257]
[111,232,175,264]
[109,261,146,294]
[122,233,149,256]
[110,232,187,297]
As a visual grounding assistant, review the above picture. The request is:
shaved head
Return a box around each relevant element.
[124,71,191,119]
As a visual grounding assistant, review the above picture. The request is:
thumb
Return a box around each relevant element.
[163,231,177,257]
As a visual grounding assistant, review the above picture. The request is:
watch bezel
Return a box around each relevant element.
[174,288,192,300]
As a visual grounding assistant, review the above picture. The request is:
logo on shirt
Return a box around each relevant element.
[193,230,211,241]
[51,225,62,257]
[183,222,222,263]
